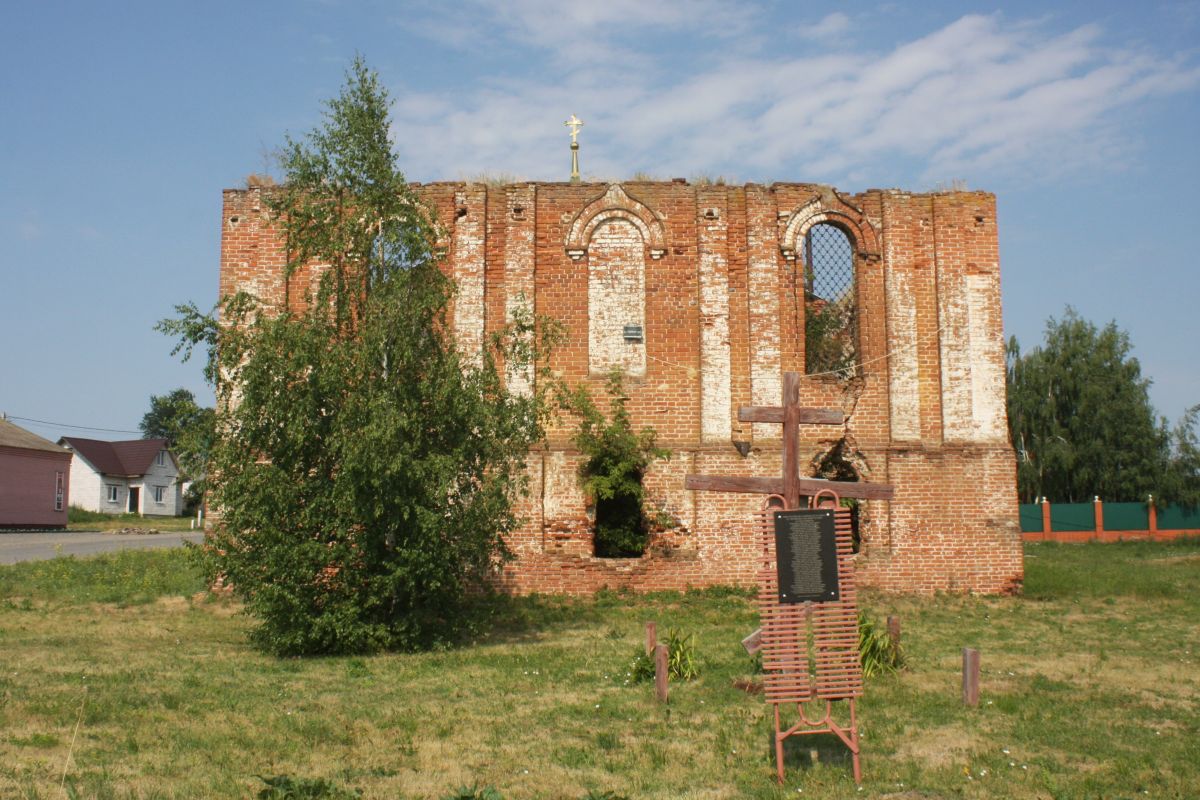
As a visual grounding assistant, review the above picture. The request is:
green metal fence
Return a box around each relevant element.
[1161,504,1200,530]
[1019,502,1199,533]
[1018,505,1043,533]
[1102,502,1150,531]
[1050,503,1095,532]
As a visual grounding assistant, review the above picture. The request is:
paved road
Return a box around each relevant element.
[0,531,206,565]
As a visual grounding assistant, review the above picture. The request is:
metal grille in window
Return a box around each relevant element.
[802,224,857,376]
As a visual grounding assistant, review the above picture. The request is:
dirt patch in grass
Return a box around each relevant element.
[1148,553,1200,565]
[893,723,982,767]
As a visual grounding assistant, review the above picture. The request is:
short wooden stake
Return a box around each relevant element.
[645,621,657,656]
[654,643,669,702]
[962,648,980,707]
[886,616,901,649]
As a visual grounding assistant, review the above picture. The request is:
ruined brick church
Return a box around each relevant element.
[220,178,1023,595]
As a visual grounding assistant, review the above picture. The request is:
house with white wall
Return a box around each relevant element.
[58,437,182,516]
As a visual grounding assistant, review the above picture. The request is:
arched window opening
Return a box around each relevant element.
[802,224,857,377]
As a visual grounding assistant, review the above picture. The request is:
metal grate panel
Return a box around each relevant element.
[803,224,854,303]
[756,505,863,704]
[802,224,858,376]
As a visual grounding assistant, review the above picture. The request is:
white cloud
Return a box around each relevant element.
[405,0,755,71]
[390,10,1200,188]
[798,12,851,42]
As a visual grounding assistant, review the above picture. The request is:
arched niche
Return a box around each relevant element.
[778,189,880,263]
[565,184,666,261]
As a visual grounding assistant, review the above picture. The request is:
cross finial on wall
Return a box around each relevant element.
[564,114,584,182]
[564,114,584,144]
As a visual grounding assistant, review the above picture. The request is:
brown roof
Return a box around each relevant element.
[60,437,170,477]
[0,418,72,455]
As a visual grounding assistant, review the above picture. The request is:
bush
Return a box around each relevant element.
[67,506,113,523]
[628,628,700,682]
[858,612,905,677]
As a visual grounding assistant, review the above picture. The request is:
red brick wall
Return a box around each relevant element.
[219,181,1022,595]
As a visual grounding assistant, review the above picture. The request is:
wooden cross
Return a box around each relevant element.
[685,372,894,510]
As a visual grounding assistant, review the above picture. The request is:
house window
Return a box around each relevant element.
[55,472,64,511]
[107,485,119,503]
[154,485,166,504]
[156,450,166,467]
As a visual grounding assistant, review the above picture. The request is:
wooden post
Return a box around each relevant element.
[1148,495,1158,539]
[645,621,657,656]
[654,643,669,702]
[887,616,901,651]
[962,648,980,707]
[1040,497,1051,540]
[1094,496,1104,540]
[782,372,800,509]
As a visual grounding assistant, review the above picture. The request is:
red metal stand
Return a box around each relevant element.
[683,373,883,786]
[758,491,863,784]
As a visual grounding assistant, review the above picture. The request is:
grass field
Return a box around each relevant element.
[66,508,198,533]
[0,540,1197,799]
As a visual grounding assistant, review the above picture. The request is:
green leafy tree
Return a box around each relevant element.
[1006,308,1171,503]
[158,58,555,655]
[1163,405,1200,506]
[140,388,215,483]
[563,372,669,557]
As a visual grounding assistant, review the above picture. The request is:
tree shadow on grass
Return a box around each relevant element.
[464,585,757,647]
[460,591,613,646]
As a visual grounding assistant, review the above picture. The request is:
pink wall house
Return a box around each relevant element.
[0,417,71,529]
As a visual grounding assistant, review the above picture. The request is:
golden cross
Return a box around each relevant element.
[564,114,584,144]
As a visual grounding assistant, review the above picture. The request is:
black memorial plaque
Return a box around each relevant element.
[773,509,840,603]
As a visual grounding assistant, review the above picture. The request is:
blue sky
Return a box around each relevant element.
[2,1,1198,442]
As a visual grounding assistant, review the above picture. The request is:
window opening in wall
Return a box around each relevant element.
[107,485,119,503]
[54,472,64,511]
[812,437,865,553]
[157,450,166,466]
[154,485,166,504]
[802,224,857,376]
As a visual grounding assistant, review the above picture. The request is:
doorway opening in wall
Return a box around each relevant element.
[801,223,858,377]
[565,371,670,559]
[812,437,864,552]
[128,487,140,515]
[593,481,649,558]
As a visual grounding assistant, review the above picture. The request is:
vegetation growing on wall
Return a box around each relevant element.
[563,372,669,558]
[804,296,857,377]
